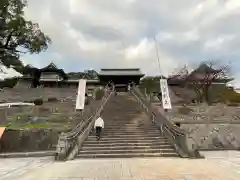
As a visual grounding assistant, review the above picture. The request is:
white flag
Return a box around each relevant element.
[160,79,172,109]
[76,79,86,110]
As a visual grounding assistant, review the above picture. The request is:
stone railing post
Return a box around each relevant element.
[55,133,68,161]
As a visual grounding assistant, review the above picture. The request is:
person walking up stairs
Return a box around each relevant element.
[94,112,104,141]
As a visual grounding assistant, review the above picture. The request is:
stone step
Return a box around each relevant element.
[85,138,168,144]
[83,141,171,147]
[90,132,161,136]
[103,126,154,128]
[88,134,161,138]
[84,139,169,145]
[102,126,158,130]
[77,152,179,158]
[104,111,143,114]
[103,122,154,125]
[79,148,175,155]
[103,114,143,117]
[103,111,143,113]
[90,130,160,134]
[104,119,147,122]
[100,127,159,130]
[82,145,173,151]
[92,129,160,133]
[104,124,153,127]
[99,130,160,134]
[86,136,166,141]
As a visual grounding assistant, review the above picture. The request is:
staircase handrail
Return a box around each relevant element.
[65,89,113,160]
[62,87,111,140]
[131,86,202,158]
[55,85,113,160]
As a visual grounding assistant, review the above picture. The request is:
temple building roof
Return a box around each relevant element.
[99,68,145,76]
[23,63,68,80]
[43,62,57,69]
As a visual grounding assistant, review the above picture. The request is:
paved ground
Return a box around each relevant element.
[1,151,240,180]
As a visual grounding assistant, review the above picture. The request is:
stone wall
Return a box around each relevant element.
[182,124,240,150]
[0,87,78,102]
[154,103,240,150]
[0,129,58,152]
[165,104,240,123]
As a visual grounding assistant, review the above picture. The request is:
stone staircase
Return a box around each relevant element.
[77,92,178,158]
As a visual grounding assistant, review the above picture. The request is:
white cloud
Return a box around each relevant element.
[21,0,240,87]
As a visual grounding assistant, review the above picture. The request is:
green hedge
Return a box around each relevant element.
[47,97,58,102]
[33,98,44,106]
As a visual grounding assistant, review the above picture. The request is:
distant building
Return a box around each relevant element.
[16,65,145,93]
[168,64,233,86]
[98,68,144,91]
[167,64,234,102]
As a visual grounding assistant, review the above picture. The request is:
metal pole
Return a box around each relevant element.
[154,37,165,110]
[154,37,163,79]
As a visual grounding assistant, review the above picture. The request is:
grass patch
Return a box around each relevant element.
[0,122,49,129]
[22,123,50,129]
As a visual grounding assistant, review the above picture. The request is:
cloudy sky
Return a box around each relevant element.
[22,0,240,87]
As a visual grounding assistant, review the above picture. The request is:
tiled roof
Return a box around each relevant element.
[43,62,58,69]
[99,68,144,76]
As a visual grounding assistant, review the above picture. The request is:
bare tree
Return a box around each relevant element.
[185,61,231,103]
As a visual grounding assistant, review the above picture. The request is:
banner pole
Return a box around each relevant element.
[154,37,172,111]
[154,36,163,79]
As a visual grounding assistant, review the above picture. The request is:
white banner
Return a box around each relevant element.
[76,79,86,110]
[160,79,172,109]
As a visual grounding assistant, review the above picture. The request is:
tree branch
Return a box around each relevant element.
[4,31,13,48]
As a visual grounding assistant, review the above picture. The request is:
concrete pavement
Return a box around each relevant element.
[1,151,240,180]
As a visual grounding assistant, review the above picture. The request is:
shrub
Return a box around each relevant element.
[175,122,181,127]
[47,97,58,102]
[227,103,239,107]
[24,100,33,103]
[178,106,193,115]
[33,98,43,106]
[95,89,104,100]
